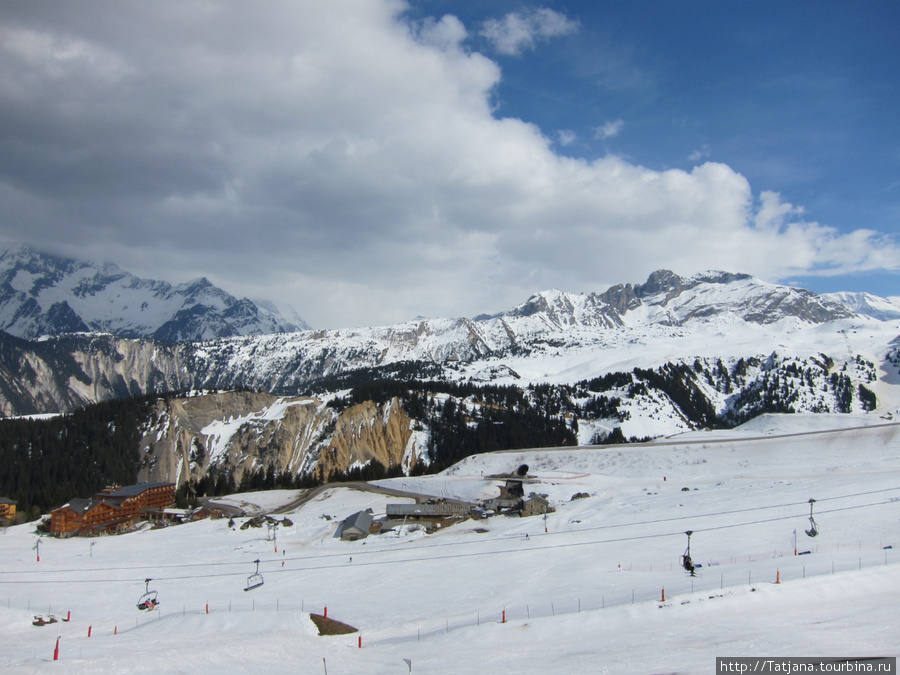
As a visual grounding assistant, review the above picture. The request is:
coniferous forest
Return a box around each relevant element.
[0,395,159,521]
[0,351,877,519]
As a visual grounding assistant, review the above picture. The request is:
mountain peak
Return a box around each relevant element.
[823,291,900,321]
[637,269,684,295]
[503,270,856,332]
[181,277,215,291]
[0,244,309,340]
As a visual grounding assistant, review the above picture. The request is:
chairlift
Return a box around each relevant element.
[681,530,697,576]
[805,498,818,537]
[137,578,159,610]
[244,559,264,592]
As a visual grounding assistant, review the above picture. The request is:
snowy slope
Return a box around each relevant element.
[3,415,899,673]
[825,291,900,321]
[183,269,892,393]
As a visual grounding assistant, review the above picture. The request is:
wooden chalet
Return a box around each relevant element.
[0,497,16,524]
[49,482,176,537]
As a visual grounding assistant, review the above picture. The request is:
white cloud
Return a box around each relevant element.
[481,7,579,56]
[0,0,896,328]
[413,14,468,51]
[593,119,624,140]
[688,144,712,163]
[556,130,577,147]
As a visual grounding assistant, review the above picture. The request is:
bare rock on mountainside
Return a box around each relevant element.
[138,391,418,487]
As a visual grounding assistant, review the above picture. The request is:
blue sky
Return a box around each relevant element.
[414,1,900,295]
[0,1,897,327]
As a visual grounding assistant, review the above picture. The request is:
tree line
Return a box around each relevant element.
[2,352,878,517]
[0,394,161,520]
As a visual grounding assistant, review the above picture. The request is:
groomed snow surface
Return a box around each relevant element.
[3,414,899,674]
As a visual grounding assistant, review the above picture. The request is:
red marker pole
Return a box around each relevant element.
[53,637,60,661]
[324,606,328,620]
[661,588,666,602]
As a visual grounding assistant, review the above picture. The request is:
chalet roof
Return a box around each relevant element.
[341,510,374,533]
[0,497,17,505]
[54,498,122,515]
[60,498,93,514]
[97,482,174,499]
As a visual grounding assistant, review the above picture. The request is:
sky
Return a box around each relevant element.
[1,0,898,329]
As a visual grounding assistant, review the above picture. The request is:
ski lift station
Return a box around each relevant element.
[384,500,475,530]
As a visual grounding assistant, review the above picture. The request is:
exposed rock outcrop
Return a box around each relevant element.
[137,391,420,486]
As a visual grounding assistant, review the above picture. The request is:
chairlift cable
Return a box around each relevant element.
[3,484,898,583]
[4,498,897,585]
[12,484,895,579]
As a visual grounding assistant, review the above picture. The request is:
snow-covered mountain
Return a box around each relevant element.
[500,269,854,332]
[0,267,897,425]
[173,269,867,391]
[1,266,899,504]
[0,244,309,340]
[824,290,900,321]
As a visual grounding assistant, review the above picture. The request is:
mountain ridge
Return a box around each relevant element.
[0,263,898,501]
[0,255,897,423]
[0,267,895,419]
[0,244,309,341]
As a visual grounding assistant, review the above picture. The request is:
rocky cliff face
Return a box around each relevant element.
[0,332,192,417]
[137,391,420,487]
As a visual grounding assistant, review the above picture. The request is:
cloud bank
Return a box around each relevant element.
[0,0,896,328]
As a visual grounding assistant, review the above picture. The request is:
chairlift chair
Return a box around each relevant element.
[137,578,159,610]
[681,530,697,576]
[244,559,264,592]
[805,498,818,537]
